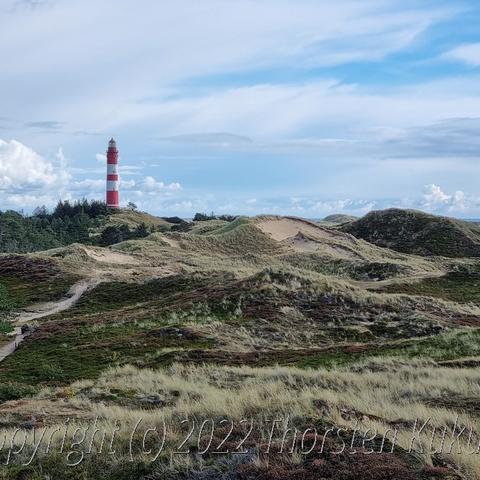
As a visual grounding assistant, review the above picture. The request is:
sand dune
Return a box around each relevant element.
[256,216,365,260]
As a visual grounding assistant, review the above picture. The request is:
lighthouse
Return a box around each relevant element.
[106,138,119,208]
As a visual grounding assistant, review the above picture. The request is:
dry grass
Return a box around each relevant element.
[105,209,171,229]
[76,360,480,479]
[1,359,479,477]
[38,216,460,290]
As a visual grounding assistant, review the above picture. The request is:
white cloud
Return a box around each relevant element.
[163,133,252,146]
[421,184,479,214]
[73,178,104,191]
[71,175,181,200]
[0,139,183,210]
[311,199,376,216]
[119,78,480,140]
[422,184,451,208]
[6,193,62,208]
[0,1,457,133]
[121,179,136,189]
[0,1,477,220]
[0,139,61,189]
[142,176,181,192]
[443,43,480,67]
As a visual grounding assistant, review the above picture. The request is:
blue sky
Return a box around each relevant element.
[1,0,480,218]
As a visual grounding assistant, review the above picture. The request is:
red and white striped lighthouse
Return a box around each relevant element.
[106,137,119,208]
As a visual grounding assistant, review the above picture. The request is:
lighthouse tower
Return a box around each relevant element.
[106,138,119,208]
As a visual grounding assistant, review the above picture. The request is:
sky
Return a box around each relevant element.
[1,0,480,218]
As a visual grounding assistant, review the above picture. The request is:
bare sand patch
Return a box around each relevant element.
[82,246,140,265]
[256,216,353,242]
[256,217,363,259]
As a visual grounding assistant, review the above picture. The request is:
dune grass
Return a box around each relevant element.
[1,359,480,478]
[380,272,480,304]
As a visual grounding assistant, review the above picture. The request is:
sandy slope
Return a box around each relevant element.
[256,216,342,242]
[256,216,371,260]
[81,246,140,265]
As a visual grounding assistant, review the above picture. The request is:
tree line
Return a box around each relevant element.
[0,200,153,253]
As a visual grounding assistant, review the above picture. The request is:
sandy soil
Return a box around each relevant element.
[281,233,320,253]
[82,246,140,265]
[256,217,336,241]
[161,235,181,248]
[257,217,363,259]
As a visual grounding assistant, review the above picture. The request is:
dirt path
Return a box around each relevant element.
[0,279,97,363]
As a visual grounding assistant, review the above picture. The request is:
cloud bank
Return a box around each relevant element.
[0,1,479,217]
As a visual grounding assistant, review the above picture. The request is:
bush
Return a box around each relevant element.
[100,223,151,246]
[0,383,37,402]
[193,212,237,222]
[0,284,16,317]
[0,320,14,334]
[162,216,186,225]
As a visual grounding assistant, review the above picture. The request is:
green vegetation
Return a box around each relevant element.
[0,275,225,385]
[0,453,153,480]
[379,272,480,303]
[0,283,15,342]
[0,275,78,307]
[0,201,178,253]
[0,283,16,316]
[63,274,212,316]
[0,320,14,334]
[1,209,480,478]
[342,208,480,257]
[99,222,151,246]
[105,208,175,230]
[296,329,480,369]
[0,382,37,402]
[2,360,479,478]
[206,216,250,235]
[0,199,107,253]
[0,256,79,308]
[0,319,213,384]
[282,254,405,280]
[322,213,358,224]
[193,212,237,222]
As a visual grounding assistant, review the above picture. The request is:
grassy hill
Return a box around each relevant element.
[322,213,358,224]
[0,202,180,253]
[0,213,479,478]
[341,208,480,258]
[104,208,174,230]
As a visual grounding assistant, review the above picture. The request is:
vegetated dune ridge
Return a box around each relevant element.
[322,213,358,224]
[341,208,480,258]
[0,211,479,479]
[103,209,173,229]
[256,215,404,261]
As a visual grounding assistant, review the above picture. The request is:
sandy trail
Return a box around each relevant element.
[0,279,97,363]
